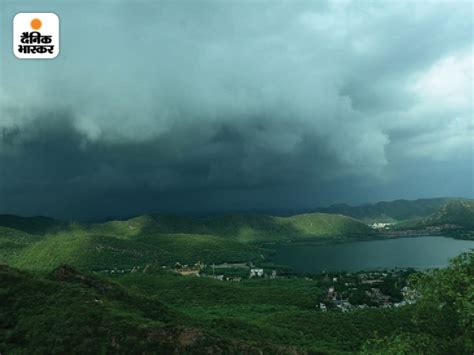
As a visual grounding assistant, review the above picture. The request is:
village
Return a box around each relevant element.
[170,260,418,311]
[95,259,418,313]
[318,271,419,312]
[372,222,463,237]
[173,261,277,282]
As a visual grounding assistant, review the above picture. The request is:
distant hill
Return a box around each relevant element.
[424,200,474,228]
[93,212,374,243]
[0,226,44,264]
[0,215,67,235]
[7,230,269,272]
[0,211,373,272]
[314,198,466,223]
[395,200,474,231]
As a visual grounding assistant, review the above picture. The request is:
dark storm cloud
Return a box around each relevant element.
[0,112,354,217]
[0,0,472,219]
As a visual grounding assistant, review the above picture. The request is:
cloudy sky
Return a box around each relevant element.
[0,0,472,219]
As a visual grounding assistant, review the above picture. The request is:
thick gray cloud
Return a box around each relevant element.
[0,0,472,219]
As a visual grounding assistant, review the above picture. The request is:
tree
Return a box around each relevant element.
[362,251,474,354]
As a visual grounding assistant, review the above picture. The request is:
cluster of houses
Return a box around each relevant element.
[97,264,152,274]
[381,223,461,237]
[320,286,409,312]
[321,286,355,312]
[172,261,277,282]
[370,222,393,230]
[400,286,419,304]
[250,268,277,279]
[319,270,418,312]
[173,261,204,276]
[206,274,242,282]
[250,268,264,277]
[316,269,419,312]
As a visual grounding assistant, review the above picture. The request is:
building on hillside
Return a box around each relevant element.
[250,268,264,278]
[327,287,337,300]
[214,262,249,269]
[371,222,393,230]
[176,269,200,276]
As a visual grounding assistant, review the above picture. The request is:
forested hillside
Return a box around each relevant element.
[315,198,462,223]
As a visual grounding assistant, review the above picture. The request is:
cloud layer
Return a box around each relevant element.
[0,0,472,219]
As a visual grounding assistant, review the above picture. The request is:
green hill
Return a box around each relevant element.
[0,226,45,265]
[424,200,474,228]
[314,198,464,223]
[3,253,471,354]
[395,200,474,231]
[0,207,472,353]
[0,212,372,273]
[281,213,372,238]
[0,264,414,354]
[0,215,67,235]
[93,212,374,243]
[9,231,268,272]
[0,264,259,354]
[8,231,165,272]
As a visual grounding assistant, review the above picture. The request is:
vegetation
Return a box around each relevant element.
[0,264,416,354]
[315,197,465,223]
[0,264,263,353]
[0,214,67,235]
[0,211,373,272]
[2,251,472,353]
[362,252,474,354]
[394,199,474,231]
[90,211,375,242]
[0,204,472,353]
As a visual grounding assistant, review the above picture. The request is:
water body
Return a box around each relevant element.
[274,236,474,272]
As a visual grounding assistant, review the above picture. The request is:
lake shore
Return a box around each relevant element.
[270,236,474,273]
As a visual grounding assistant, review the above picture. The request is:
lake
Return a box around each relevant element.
[274,236,474,272]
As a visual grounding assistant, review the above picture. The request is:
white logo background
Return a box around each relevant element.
[13,12,60,59]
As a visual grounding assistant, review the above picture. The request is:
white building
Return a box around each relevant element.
[371,222,393,229]
[250,268,264,277]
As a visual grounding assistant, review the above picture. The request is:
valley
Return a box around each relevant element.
[0,197,473,354]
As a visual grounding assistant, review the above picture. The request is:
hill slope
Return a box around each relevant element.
[315,198,465,223]
[0,264,263,353]
[423,200,474,228]
[93,212,374,243]
[0,215,67,235]
[8,230,268,272]
[395,200,474,231]
[0,212,373,272]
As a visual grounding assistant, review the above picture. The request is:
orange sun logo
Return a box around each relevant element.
[30,18,42,30]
